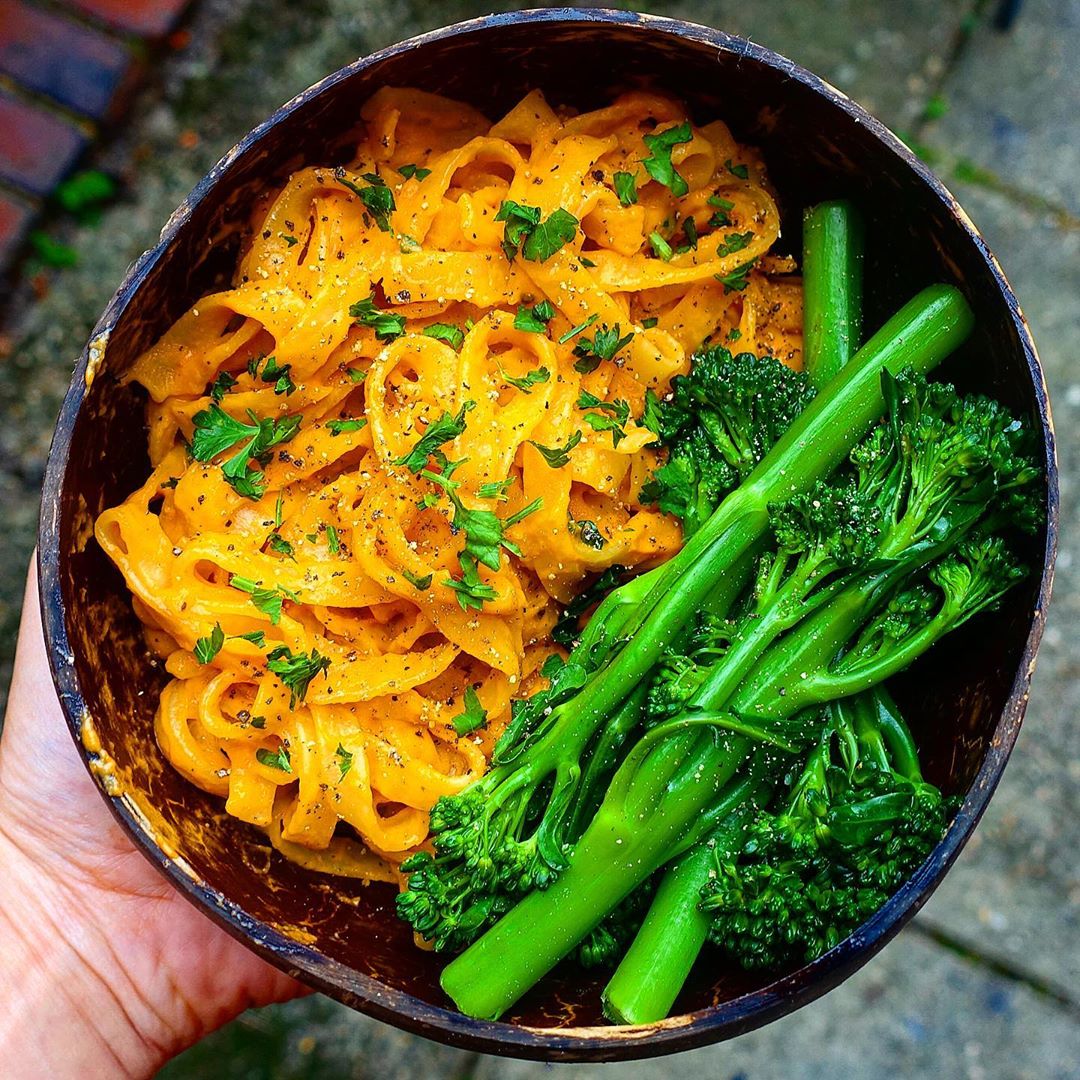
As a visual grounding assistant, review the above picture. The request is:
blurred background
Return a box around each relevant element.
[0,1,1077,1077]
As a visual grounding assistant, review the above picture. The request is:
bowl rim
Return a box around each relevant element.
[36,6,1059,1062]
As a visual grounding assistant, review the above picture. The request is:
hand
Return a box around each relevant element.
[0,561,306,1079]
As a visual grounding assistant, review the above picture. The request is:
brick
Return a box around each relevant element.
[0,91,88,197]
[0,192,36,269]
[65,0,191,38]
[0,0,135,120]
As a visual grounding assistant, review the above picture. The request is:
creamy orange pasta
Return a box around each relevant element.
[96,87,802,881]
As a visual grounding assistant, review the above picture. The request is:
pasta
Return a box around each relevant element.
[96,87,803,881]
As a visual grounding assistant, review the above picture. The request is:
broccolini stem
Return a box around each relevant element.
[601,806,755,1025]
[803,200,864,388]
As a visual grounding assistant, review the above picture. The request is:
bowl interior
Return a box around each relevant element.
[43,10,1052,1059]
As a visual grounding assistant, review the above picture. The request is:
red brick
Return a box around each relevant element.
[65,0,191,38]
[0,0,135,119]
[0,192,37,269]
[0,91,88,197]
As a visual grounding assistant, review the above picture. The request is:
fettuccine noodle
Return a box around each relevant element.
[96,87,802,880]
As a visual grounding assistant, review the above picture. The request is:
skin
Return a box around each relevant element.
[0,564,305,1079]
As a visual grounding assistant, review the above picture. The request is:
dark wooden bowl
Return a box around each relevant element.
[37,8,1057,1062]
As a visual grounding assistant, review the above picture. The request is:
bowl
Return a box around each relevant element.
[37,7,1057,1062]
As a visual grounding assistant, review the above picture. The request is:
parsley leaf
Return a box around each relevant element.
[613,171,638,206]
[327,417,367,435]
[641,316,659,329]
[349,293,407,340]
[233,630,266,647]
[281,234,299,246]
[422,323,465,349]
[558,313,599,344]
[268,533,295,560]
[649,231,674,262]
[209,371,237,402]
[190,405,301,500]
[642,121,693,197]
[503,366,550,393]
[716,260,755,293]
[577,390,631,448]
[683,217,698,250]
[728,327,742,342]
[572,323,633,373]
[335,743,354,779]
[641,389,664,437]
[572,518,607,549]
[715,231,754,258]
[445,554,498,611]
[397,163,432,181]
[194,623,225,664]
[326,525,340,553]
[495,200,542,260]
[266,645,330,707]
[346,366,367,384]
[402,567,433,590]
[478,477,515,501]
[513,299,556,333]
[725,158,750,180]
[256,745,292,772]
[528,430,582,468]
[522,208,579,263]
[452,686,488,736]
[231,575,297,626]
[393,401,475,473]
[252,355,295,395]
[334,167,395,231]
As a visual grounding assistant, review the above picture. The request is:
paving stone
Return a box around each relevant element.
[0,191,36,269]
[926,0,1080,216]
[0,0,135,119]
[898,180,1080,998]
[0,90,88,198]
[66,0,192,39]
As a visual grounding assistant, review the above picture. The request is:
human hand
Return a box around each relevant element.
[0,561,306,1079]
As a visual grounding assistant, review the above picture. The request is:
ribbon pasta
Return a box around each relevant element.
[96,87,802,880]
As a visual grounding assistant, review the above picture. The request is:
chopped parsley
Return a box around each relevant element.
[528,430,582,468]
[281,234,299,246]
[572,323,633,373]
[445,553,498,612]
[233,630,267,647]
[495,201,579,263]
[642,121,693,197]
[209,371,237,402]
[728,327,742,342]
[558,313,599,344]
[422,322,465,349]
[274,492,285,528]
[190,404,301,500]
[613,171,638,206]
[402,567,433,590]
[326,525,340,554]
[716,231,754,258]
[268,533,295,560]
[683,217,699,250]
[349,293,407,341]
[478,477,515,501]
[397,163,432,181]
[577,390,632,448]
[513,299,556,333]
[725,158,750,180]
[230,575,297,626]
[335,743,354,779]
[393,400,475,473]
[250,716,266,729]
[452,686,488,736]
[649,231,674,262]
[503,366,550,393]
[716,260,755,293]
[266,645,330,707]
[707,194,735,228]
[572,518,607,550]
[256,745,291,772]
[334,167,395,231]
[641,388,664,437]
[641,317,659,329]
[249,355,295,396]
[327,417,367,435]
[194,623,225,664]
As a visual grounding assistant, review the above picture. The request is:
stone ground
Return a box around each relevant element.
[1,1,1078,1077]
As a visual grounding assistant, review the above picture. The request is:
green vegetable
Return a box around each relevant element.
[453,687,488,736]
[642,122,693,197]
[613,171,638,206]
[522,209,579,263]
[578,391,631,448]
[251,355,295,395]
[649,231,674,262]
[502,367,550,393]
[335,743,354,779]
[194,623,225,665]
[266,645,331,707]
[349,294,407,340]
[423,323,465,349]
[398,163,432,180]
[572,324,634,374]
[393,402,475,473]
[335,168,395,231]
[528,431,582,469]
[327,418,366,435]
[441,359,1036,1020]
[190,405,301,500]
[256,745,291,772]
[803,201,865,389]
[716,261,754,293]
[401,567,433,591]
[395,282,974,991]
[444,554,498,611]
[513,300,556,333]
[230,576,297,625]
